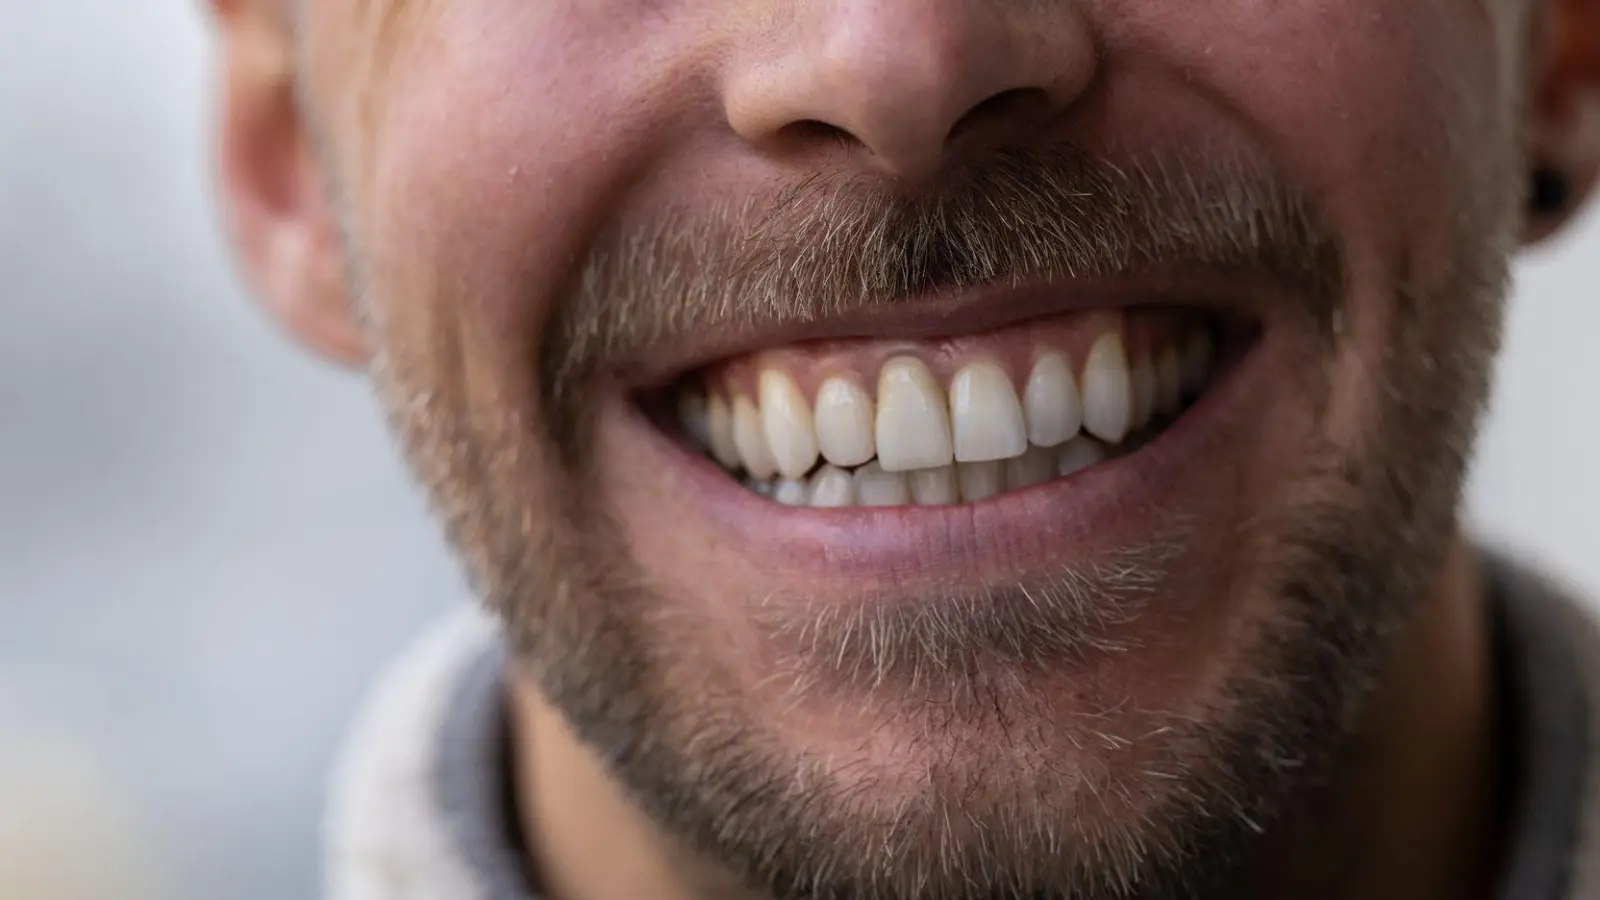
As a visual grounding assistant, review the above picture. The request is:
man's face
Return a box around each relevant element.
[283,0,1535,896]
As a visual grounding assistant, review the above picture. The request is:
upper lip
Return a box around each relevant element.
[622,264,1273,389]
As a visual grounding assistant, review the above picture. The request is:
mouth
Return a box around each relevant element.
[644,304,1254,509]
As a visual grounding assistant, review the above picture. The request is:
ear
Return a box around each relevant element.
[209,0,366,365]
[1525,0,1600,244]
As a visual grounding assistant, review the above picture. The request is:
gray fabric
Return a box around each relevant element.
[412,555,1599,900]
[1492,557,1593,899]
[433,640,534,899]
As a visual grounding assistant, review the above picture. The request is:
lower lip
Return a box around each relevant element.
[613,328,1271,580]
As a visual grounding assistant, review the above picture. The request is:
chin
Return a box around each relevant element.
[506,277,1380,899]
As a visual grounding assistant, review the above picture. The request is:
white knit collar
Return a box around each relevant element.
[324,607,535,900]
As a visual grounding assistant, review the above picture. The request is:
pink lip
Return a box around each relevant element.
[611,321,1275,582]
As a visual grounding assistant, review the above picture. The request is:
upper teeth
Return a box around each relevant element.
[676,323,1214,505]
[760,368,820,479]
[950,360,1029,464]
[1081,331,1134,444]
[1023,351,1082,448]
[813,376,876,468]
[875,357,956,473]
[704,394,742,470]
[732,394,779,480]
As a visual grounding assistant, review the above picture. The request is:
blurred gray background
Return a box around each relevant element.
[0,2,1595,898]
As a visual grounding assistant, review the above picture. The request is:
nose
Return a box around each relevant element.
[723,0,1097,179]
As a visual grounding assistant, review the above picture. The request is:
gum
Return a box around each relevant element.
[699,308,1208,401]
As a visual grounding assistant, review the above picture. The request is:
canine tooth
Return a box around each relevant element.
[854,461,911,506]
[950,361,1028,463]
[808,465,855,508]
[1130,354,1156,429]
[1024,351,1083,448]
[910,466,959,505]
[772,478,809,506]
[677,389,711,449]
[732,395,778,479]
[1156,346,1183,414]
[875,357,954,472]
[1056,437,1107,476]
[957,461,1004,502]
[1081,332,1134,443]
[1005,444,1055,490]
[706,394,741,469]
[814,377,876,467]
[760,369,819,479]
[1182,331,1214,395]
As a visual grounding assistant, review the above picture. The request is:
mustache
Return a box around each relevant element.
[542,142,1342,404]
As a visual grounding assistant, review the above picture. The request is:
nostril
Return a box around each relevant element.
[944,87,1051,145]
[778,118,860,149]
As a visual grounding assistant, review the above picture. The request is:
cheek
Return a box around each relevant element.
[1115,0,1513,270]
[1114,0,1517,450]
[351,0,706,366]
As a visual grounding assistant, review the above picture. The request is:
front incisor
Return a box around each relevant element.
[814,376,876,468]
[950,361,1028,463]
[875,357,955,472]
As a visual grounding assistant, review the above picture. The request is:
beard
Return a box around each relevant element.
[354,138,1517,899]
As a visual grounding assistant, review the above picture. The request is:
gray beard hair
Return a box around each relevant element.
[749,528,1190,705]
[488,416,1489,900]
[353,135,1519,898]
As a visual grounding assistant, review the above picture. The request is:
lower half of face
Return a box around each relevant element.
[340,1,1528,897]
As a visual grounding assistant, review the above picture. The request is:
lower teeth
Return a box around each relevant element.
[738,424,1164,509]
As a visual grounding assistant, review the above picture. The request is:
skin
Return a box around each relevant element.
[208,1,1600,898]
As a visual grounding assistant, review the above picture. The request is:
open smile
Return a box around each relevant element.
[617,280,1272,578]
[676,307,1222,505]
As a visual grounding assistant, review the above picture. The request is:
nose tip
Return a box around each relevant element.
[724,1,1096,179]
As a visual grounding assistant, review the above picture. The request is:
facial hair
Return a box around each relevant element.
[356,138,1517,899]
